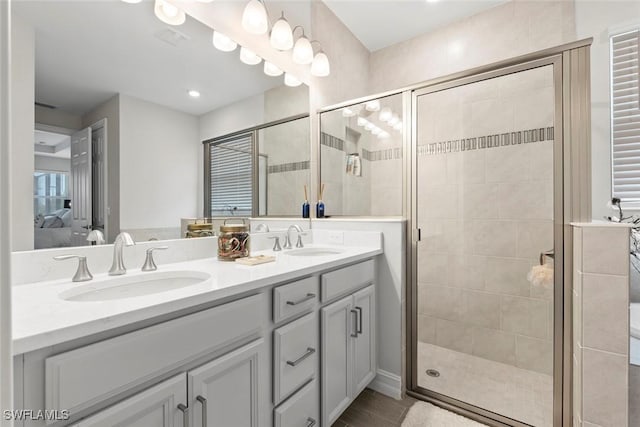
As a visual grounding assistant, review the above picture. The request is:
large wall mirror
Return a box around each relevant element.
[319,94,404,216]
[13,0,310,250]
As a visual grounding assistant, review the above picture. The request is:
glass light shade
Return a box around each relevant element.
[357,117,367,127]
[342,107,356,117]
[393,121,403,131]
[188,90,201,98]
[154,0,186,26]
[242,0,268,35]
[264,61,283,77]
[311,51,330,77]
[364,123,375,131]
[239,47,262,65]
[270,16,293,51]
[212,31,237,52]
[388,114,400,126]
[379,108,392,122]
[292,36,314,65]
[365,100,380,112]
[284,73,302,87]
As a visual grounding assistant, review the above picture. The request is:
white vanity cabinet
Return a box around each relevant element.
[320,261,376,427]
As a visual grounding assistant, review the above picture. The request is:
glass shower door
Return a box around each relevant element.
[413,64,558,426]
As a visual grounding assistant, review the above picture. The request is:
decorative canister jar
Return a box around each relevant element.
[217,218,250,261]
[185,219,214,238]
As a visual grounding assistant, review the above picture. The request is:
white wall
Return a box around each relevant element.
[10,15,34,252]
[83,95,120,243]
[34,155,69,173]
[574,0,640,220]
[199,94,264,142]
[119,94,200,231]
[35,105,81,130]
[0,0,13,420]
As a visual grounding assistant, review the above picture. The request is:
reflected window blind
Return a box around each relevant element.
[209,134,253,216]
[612,29,640,202]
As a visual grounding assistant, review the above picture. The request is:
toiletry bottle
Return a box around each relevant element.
[316,200,325,218]
[302,200,310,218]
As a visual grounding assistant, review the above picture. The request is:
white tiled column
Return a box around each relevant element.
[573,223,630,427]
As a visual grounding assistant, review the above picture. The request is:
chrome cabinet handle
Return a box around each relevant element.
[286,293,316,306]
[286,347,316,366]
[350,309,358,337]
[177,403,189,427]
[306,417,316,427]
[196,395,207,427]
[355,306,363,335]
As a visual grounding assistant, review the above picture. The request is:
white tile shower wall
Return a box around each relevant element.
[416,66,555,375]
[572,223,630,427]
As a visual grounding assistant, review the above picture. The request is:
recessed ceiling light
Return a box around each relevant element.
[188,90,201,98]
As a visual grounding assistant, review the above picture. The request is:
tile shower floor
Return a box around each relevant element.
[417,342,553,427]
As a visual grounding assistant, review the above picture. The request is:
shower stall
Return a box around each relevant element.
[319,39,592,426]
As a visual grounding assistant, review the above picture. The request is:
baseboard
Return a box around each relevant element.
[368,369,402,400]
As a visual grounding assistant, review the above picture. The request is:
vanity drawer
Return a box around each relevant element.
[273,276,318,323]
[274,379,319,427]
[320,259,374,302]
[45,293,265,416]
[274,312,318,404]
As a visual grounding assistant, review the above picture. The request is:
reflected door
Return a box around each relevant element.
[413,65,558,426]
[70,126,92,246]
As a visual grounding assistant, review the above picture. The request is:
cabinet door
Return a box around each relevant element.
[320,295,353,427]
[352,285,376,397]
[71,375,187,427]
[188,338,266,427]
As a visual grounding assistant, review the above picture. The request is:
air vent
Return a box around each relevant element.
[154,28,191,47]
[35,101,56,109]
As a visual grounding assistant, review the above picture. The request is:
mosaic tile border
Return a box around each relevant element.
[418,126,554,156]
[267,160,310,174]
[320,132,344,152]
[362,147,404,161]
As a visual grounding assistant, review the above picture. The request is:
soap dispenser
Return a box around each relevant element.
[316,183,325,218]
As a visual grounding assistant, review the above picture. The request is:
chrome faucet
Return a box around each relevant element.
[283,225,305,249]
[109,232,135,276]
[254,223,270,233]
[54,255,93,282]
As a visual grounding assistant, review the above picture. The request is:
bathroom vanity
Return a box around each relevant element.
[11,240,381,427]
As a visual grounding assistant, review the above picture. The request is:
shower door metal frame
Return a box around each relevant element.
[406,40,592,427]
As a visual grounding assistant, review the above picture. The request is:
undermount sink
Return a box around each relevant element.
[286,247,344,257]
[59,271,211,302]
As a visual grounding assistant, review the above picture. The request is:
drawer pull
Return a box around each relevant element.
[306,417,317,427]
[196,395,207,427]
[355,306,363,335]
[286,293,316,306]
[286,347,316,366]
[177,403,189,427]
[350,309,358,337]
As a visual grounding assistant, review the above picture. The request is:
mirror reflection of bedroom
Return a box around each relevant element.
[33,119,106,250]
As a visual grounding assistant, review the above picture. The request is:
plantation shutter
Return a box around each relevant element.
[209,133,253,216]
[612,29,640,202]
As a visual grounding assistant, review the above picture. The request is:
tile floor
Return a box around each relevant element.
[417,342,553,427]
[331,388,418,427]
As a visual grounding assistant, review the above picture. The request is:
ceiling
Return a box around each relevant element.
[13,0,290,116]
[322,0,509,52]
[34,130,71,159]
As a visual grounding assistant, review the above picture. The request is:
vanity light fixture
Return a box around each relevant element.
[388,114,400,126]
[292,30,314,65]
[188,90,201,98]
[357,117,367,127]
[154,0,186,26]
[364,122,375,131]
[242,0,269,35]
[240,46,262,65]
[342,107,356,117]
[284,73,302,87]
[310,50,330,77]
[379,107,392,122]
[365,100,381,112]
[270,13,293,50]
[212,31,237,52]
[264,61,284,77]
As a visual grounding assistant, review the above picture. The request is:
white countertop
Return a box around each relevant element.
[12,245,382,355]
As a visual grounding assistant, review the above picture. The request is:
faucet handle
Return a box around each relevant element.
[269,236,282,252]
[54,255,93,282]
[142,246,169,272]
[296,233,307,248]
